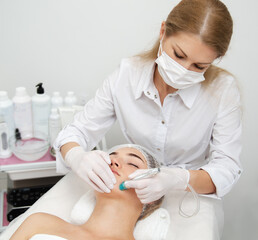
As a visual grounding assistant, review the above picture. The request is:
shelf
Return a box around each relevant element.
[7,166,63,181]
[0,148,55,171]
[0,149,64,233]
[0,148,63,180]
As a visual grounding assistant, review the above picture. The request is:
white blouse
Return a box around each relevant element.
[54,57,242,199]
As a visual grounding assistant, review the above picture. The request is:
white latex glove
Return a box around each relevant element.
[65,146,116,193]
[125,167,190,204]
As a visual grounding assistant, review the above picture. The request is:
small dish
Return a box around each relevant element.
[9,131,50,161]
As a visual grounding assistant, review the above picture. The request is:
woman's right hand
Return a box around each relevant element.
[64,146,116,193]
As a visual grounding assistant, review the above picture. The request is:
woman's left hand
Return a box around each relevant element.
[125,167,190,204]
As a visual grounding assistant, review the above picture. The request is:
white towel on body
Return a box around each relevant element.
[29,234,67,240]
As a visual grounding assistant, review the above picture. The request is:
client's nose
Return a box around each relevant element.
[111,158,121,169]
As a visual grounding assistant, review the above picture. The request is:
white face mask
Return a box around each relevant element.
[155,37,205,90]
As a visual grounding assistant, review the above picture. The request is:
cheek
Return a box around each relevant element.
[118,167,136,186]
[163,45,173,57]
[125,166,139,176]
[162,43,175,58]
[111,167,138,192]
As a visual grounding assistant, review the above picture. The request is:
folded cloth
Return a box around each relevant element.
[70,189,170,240]
[29,234,67,240]
[70,189,96,225]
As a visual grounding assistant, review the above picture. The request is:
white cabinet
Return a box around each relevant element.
[0,153,64,232]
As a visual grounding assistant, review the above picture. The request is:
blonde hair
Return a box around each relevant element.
[138,196,164,221]
[139,0,233,84]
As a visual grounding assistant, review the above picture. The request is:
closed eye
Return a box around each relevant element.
[174,50,184,59]
[128,163,139,168]
[194,64,205,70]
[174,48,207,71]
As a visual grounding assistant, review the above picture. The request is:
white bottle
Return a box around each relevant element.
[64,91,77,107]
[12,87,33,139]
[0,91,15,137]
[0,115,12,158]
[51,91,63,109]
[48,108,62,147]
[32,83,51,137]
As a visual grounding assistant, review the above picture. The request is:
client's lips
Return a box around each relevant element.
[111,169,120,176]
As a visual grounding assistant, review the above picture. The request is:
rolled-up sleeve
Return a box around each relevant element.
[201,77,243,198]
[54,68,119,173]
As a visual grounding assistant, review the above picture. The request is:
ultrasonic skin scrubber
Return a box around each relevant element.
[119,182,128,190]
[119,168,160,191]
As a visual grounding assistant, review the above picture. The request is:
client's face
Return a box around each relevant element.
[95,147,148,201]
[109,147,148,182]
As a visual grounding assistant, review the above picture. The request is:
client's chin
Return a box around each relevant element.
[95,182,140,203]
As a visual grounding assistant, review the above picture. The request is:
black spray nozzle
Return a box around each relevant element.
[15,128,22,141]
[36,83,44,94]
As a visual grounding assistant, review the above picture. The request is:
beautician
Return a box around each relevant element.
[55,0,242,234]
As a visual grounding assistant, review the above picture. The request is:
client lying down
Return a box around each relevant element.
[10,144,164,240]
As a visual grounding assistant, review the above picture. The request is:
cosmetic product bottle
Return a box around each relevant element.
[0,115,12,158]
[0,91,15,137]
[12,87,33,139]
[64,91,77,107]
[51,91,63,109]
[58,107,76,128]
[48,108,62,147]
[77,93,88,106]
[32,83,51,137]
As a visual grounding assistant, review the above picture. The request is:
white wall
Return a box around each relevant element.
[0,0,257,239]
[216,1,258,239]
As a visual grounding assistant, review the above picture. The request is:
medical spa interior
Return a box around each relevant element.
[1,0,257,239]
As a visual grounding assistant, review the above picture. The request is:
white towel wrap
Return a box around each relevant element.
[29,234,67,240]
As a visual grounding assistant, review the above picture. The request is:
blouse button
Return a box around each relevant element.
[154,94,157,99]
[157,148,161,151]
[147,91,150,95]
[160,212,167,219]
[161,120,165,124]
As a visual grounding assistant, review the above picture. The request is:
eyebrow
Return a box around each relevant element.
[109,152,144,163]
[175,44,188,57]
[175,44,212,65]
[128,153,144,163]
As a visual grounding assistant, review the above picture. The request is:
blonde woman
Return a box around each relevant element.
[10,145,164,240]
[54,0,242,237]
